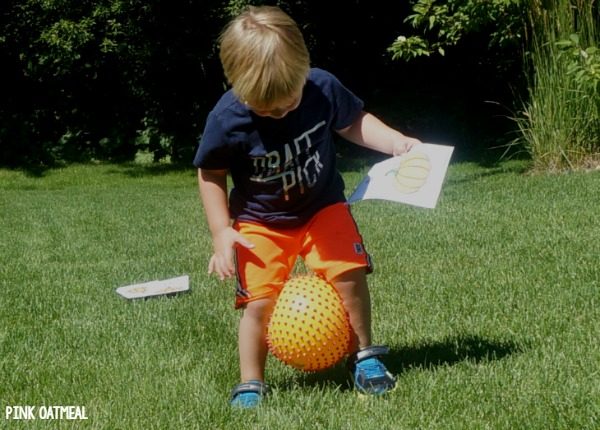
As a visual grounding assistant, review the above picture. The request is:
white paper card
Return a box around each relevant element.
[348,143,454,208]
[116,275,189,299]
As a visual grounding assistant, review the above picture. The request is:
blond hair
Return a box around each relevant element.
[219,6,310,109]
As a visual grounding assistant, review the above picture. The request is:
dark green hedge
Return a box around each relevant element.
[0,1,519,167]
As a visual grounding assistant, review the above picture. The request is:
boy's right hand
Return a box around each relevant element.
[208,226,254,281]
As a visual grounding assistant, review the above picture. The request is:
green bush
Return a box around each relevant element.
[515,0,599,171]
[391,0,599,171]
[388,0,525,61]
[2,0,413,166]
[0,0,227,166]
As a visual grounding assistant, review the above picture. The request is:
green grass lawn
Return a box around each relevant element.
[1,159,599,429]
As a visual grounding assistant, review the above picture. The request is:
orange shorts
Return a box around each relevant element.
[233,202,372,308]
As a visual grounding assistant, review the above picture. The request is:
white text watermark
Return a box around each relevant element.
[5,405,88,420]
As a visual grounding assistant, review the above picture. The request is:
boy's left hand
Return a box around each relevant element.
[392,136,422,156]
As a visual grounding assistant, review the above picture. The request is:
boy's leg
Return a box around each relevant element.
[238,297,276,382]
[230,221,300,407]
[331,268,371,352]
[333,269,396,395]
[301,203,374,352]
[302,203,396,394]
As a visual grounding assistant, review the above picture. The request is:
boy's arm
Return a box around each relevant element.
[336,111,421,155]
[197,168,254,280]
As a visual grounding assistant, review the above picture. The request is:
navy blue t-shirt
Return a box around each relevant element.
[193,68,364,227]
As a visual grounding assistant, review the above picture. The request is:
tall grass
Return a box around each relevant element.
[516,0,599,171]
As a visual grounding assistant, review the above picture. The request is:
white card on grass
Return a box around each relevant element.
[116,275,189,299]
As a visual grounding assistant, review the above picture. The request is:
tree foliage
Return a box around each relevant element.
[0,0,227,165]
[5,0,591,168]
[1,0,414,166]
[388,0,599,170]
[388,0,526,61]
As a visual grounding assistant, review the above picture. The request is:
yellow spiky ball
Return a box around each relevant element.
[267,275,351,372]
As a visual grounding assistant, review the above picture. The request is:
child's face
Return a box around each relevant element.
[246,90,302,119]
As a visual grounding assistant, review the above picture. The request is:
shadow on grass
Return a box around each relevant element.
[288,334,523,392]
[386,334,523,375]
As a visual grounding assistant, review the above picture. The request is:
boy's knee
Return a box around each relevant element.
[243,297,277,322]
[332,268,367,289]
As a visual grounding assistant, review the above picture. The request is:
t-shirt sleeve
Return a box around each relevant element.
[328,73,364,130]
[192,111,232,169]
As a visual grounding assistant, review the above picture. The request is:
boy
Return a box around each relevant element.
[194,5,421,408]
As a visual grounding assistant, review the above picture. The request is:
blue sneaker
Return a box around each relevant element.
[349,346,396,395]
[230,380,270,409]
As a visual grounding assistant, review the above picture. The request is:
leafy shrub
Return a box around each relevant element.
[515,0,599,171]
[0,0,227,166]
[388,0,525,61]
